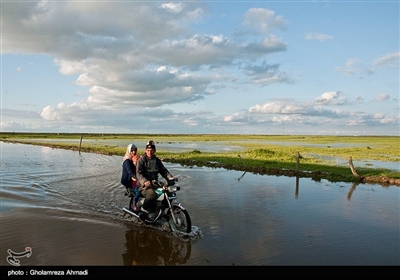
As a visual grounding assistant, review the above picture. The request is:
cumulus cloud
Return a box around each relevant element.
[220,89,398,134]
[314,91,348,105]
[0,109,46,132]
[248,100,306,114]
[247,97,348,119]
[40,103,74,122]
[3,1,290,123]
[222,90,399,132]
[244,35,287,55]
[242,61,292,86]
[2,1,398,135]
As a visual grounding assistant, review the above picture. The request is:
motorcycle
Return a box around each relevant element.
[123,179,192,234]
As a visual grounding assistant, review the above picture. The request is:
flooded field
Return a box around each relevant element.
[10,137,400,171]
[1,142,399,269]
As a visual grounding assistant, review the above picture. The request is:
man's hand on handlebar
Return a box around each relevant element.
[144,181,152,189]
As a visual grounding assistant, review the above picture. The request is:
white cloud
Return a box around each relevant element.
[375,94,390,102]
[223,94,399,133]
[305,32,333,41]
[314,91,348,105]
[160,2,184,13]
[335,58,360,75]
[372,52,400,68]
[243,8,287,33]
[2,2,291,120]
[354,95,364,103]
[2,1,398,136]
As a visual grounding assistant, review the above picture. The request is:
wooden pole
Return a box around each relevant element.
[238,154,246,166]
[348,156,359,177]
[79,135,83,156]
[296,151,299,173]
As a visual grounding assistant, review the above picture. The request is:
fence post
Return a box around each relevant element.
[348,156,359,177]
[79,135,83,156]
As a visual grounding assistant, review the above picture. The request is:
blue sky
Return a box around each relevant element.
[1,0,399,135]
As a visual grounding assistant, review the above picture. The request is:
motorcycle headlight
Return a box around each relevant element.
[168,185,178,192]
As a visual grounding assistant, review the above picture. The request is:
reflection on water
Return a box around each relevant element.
[1,142,399,266]
[122,227,192,266]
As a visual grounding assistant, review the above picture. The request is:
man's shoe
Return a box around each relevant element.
[131,202,139,212]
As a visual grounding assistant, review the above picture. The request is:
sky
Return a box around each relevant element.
[1,0,399,135]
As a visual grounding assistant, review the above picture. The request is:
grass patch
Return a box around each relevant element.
[2,132,399,185]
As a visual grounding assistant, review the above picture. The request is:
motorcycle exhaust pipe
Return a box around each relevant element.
[122,207,140,218]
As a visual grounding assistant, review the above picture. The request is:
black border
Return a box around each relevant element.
[1,266,398,279]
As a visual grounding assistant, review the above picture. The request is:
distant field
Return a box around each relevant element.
[1,133,399,185]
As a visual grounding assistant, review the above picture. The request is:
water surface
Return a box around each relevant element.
[1,142,399,267]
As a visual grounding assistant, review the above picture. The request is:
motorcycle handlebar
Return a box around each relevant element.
[151,179,177,188]
[151,179,175,187]
[149,180,181,193]
[151,180,162,187]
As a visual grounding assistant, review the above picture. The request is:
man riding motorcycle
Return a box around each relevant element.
[136,140,178,221]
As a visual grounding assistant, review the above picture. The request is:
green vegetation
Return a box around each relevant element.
[1,132,399,185]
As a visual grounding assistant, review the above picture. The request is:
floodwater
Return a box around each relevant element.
[24,137,400,170]
[1,142,399,268]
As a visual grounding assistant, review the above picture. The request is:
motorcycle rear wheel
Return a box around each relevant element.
[168,204,192,233]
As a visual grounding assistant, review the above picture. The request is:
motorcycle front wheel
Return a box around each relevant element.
[168,204,192,233]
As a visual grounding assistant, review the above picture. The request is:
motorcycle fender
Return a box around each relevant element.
[171,202,186,211]
[165,203,187,222]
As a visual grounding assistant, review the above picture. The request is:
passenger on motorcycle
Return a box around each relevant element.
[121,143,140,212]
[136,140,178,219]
